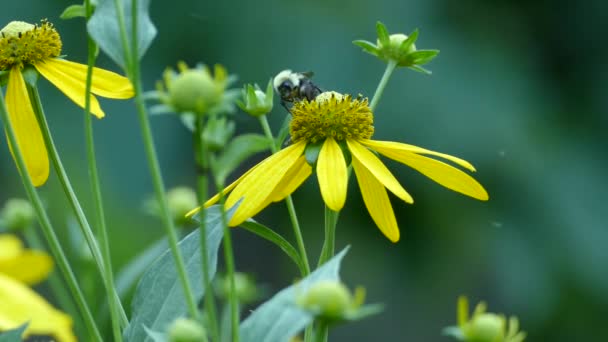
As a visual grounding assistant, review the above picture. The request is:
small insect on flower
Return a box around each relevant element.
[273,69,322,111]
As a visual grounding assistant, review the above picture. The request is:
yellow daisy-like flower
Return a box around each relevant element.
[0,234,76,342]
[0,20,134,186]
[191,92,488,242]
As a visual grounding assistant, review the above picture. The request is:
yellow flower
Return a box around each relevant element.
[0,234,76,342]
[0,20,134,186]
[190,92,488,242]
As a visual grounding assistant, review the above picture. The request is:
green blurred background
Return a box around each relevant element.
[2,0,607,341]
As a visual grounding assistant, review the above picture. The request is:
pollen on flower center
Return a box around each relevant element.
[0,19,62,71]
[290,91,375,143]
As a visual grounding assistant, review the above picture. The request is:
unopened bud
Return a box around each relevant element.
[168,317,208,342]
[0,199,35,231]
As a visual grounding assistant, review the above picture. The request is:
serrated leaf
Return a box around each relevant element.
[399,28,419,54]
[375,22,390,46]
[240,220,306,276]
[87,0,157,69]
[0,323,28,342]
[409,49,439,65]
[214,134,273,183]
[240,248,349,342]
[352,40,379,56]
[123,205,235,342]
[60,4,86,20]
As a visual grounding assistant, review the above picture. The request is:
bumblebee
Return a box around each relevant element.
[273,69,322,109]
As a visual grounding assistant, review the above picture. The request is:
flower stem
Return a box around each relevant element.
[0,95,102,342]
[317,206,339,267]
[82,1,126,337]
[369,60,397,111]
[27,86,129,329]
[195,116,220,341]
[258,115,310,275]
[314,322,329,342]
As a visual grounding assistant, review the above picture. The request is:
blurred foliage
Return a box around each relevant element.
[1,0,606,341]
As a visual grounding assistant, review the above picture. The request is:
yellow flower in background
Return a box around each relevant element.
[0,20,134,186]
[0,234,76,342]
[190,92,488,242]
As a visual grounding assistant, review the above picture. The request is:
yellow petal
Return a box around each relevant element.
[316,138,348,211]
[5,68,50,186]
[226,141,306,226]
[40,59,134,99]
[0,250,53,286]
[0,234,23,260]
[347,139,413,204]
[360,139,477,172]
[0,273,76,342]
[270,155,312,202]
[34,60,105,118]
[352,156,400,242]
[368,141,489,200]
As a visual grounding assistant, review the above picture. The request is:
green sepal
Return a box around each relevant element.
[304,140,324,166]
[343,303,384,322]
[60,4,87,20]
[407,49,439,65]
[398,28,419,54]
[275,114,292,148]
[21,66,39,87]
[442,326,465,340]
[213,133,273,184]
[0,323,28,342]
[408,65,433,75]
[0,70,9,87]
[375,21,390,47]
[352,40,379,56]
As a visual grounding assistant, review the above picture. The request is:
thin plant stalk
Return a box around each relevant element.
[369,60,397,111]
[317,206,339,267]
[258,115,311,275]
[27,85,129,328]
[82,0,125,337]
[0,94,102,341]
[195,116,220,341]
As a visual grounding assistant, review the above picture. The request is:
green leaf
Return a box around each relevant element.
[115,237,169,298]
[0,323,28,342]
[239,220,306,276]
[144,326,167,342]
[352,40,379,56]
[375,21,390,46]
[60,5,87,20]
[87,0,157,69]
[407,65,433,75]
[214,134,273,184]
[240,248,350,342]
[123,205,234,342]
[409,49,440,65]
[399,28,419,54]
[275,115,292,148]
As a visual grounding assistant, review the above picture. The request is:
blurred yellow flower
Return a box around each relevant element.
[0,20,134,186]
[190,92,488,242]
[0,234,76,342]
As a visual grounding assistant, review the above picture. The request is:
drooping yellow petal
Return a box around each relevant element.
[316,138,348,211]
[40,59,134,99]
[360,139,477,172]
[347,139,413,204]
[5,68,49,186]
[368,141,489,200]
[33,60,105,118]
[0,274,76,342]
[269,155,312,202]
[352,156,400,242]
[226,141,306,226]
[0,250,53,286]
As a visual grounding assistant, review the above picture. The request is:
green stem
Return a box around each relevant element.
[258,115,310,275]
[195,116,220,341]
[28,86,129,327]
[317,206,339,267]
[314,322,328,342]
[216,179,239,342]
[369,60,397,111]
[83,0,126,337]
[0,94,102,341]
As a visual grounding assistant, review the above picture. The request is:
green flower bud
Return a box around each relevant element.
[467,313,504,342]
[0,198,35,231]
[168,317,208,342]
[238,81,273,117]
[202,116,235,151]
[166,187,198,225]
[298,280,353,320]
[216,272,259,304]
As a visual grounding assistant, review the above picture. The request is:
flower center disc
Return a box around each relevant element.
[290,92,375,144]
[0,20,62,70]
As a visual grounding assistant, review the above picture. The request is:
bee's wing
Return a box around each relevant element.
[300,71,315,78]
